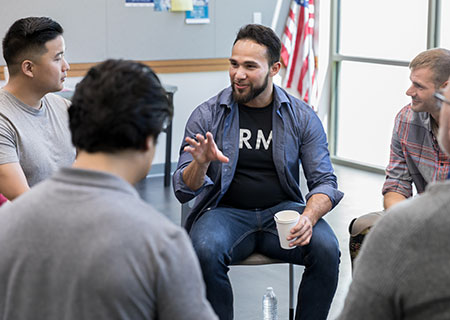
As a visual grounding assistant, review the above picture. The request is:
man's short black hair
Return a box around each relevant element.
[69,59,173,153]
[233,24,281,66]
[2,17,63,74]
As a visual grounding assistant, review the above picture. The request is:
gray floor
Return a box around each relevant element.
[135,164,386,320]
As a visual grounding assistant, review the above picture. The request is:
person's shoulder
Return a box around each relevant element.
[394,104,428,126]
[0,177,53,218]
[0,91,21,127]
[0,89,17,112]
[382,181,450,234]
[198,87,233,109]
[43,92,71,110]
[0,89,9,102]
[393,104,412,121]
[419,180,450,216]
[125,200,190,251]
[118,196,186,236]
[274,85,312,110]
[191,87,233,122]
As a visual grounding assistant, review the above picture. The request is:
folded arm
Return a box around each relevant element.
[383,191,407,210]
[0,162,29,200]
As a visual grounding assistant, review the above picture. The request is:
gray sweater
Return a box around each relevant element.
[338,180,450,320]
[0,168,217,320]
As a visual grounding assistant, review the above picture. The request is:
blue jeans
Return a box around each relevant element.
[190,201,340,320]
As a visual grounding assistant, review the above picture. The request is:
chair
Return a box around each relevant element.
[161,84,177,187]
[181,202,295,320]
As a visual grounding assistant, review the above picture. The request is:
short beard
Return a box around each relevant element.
[232,72,269,105]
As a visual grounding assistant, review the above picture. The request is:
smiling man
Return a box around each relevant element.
[0,17,75,200]
[173,24,343,320]
[349,48,450,267]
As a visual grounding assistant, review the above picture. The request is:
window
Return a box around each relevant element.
[440,1,450,48]
[339,0,427,61]
[330,0,444,170]
[336,62,410,167]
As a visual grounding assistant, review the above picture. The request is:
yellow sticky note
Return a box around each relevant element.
[171,0,193,11]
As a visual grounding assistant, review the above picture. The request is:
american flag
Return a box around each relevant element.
[281,0,318,109]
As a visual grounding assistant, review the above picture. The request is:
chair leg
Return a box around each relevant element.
[289,263,294,320]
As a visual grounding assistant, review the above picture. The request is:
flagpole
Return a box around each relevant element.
[271,0,284,86]
[271,0,283,30]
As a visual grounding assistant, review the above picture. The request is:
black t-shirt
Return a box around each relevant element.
[219,102,289,209]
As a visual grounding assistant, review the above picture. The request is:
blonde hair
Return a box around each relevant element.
[409,48,450,87]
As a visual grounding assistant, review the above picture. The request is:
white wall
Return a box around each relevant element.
[0,0,333,171]
[155,71,230,165]
[1,70,229,172]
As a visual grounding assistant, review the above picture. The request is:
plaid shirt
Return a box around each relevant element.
[382,105,450,198]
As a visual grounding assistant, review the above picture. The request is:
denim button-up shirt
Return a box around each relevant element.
[173,85,343,231]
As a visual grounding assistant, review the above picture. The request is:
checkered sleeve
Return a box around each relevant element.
[382,110,413,198]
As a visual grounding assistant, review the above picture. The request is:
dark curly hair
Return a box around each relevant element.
[233,24,281,66]
[3,17,63,75]
[69,59,173,153]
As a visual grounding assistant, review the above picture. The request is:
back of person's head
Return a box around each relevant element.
[233,24,281,66]
[2,17,63,76]
[69,59,173,153]
[410,48,450,87]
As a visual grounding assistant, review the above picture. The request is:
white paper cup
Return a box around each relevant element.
[274,210,300,250]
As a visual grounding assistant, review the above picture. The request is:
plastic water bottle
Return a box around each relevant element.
[262,287,278,320]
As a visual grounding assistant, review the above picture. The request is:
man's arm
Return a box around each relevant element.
[287,106,342,246]
[288,193,332,246]
[182,132,229,191]
[382,108,414,201]
[0,162,29,200]
[383,191,407,210]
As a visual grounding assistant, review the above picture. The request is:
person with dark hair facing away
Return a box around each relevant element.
[0,16,75,200]
[0,59,218,320]
[173,24,343,320]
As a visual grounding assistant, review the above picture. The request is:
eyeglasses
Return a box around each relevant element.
[434,91,450,110]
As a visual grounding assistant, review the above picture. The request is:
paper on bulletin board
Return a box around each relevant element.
[185,0,209,24]
[154,0,171,11]
[171,0,193,11]
[125,0,154,7]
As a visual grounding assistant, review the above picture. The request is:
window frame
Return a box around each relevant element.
[328,0,441,174]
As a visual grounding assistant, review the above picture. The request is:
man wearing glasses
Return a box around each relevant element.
[349,48,450,267]
[338,79,450,319]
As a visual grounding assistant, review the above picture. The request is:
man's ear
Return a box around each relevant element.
[440,80,449,90]
[21,60,34,78]
[270,61,282,77]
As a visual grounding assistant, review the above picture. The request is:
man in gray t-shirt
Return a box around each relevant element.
[0,17,75,200]
[0,60,218,319]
